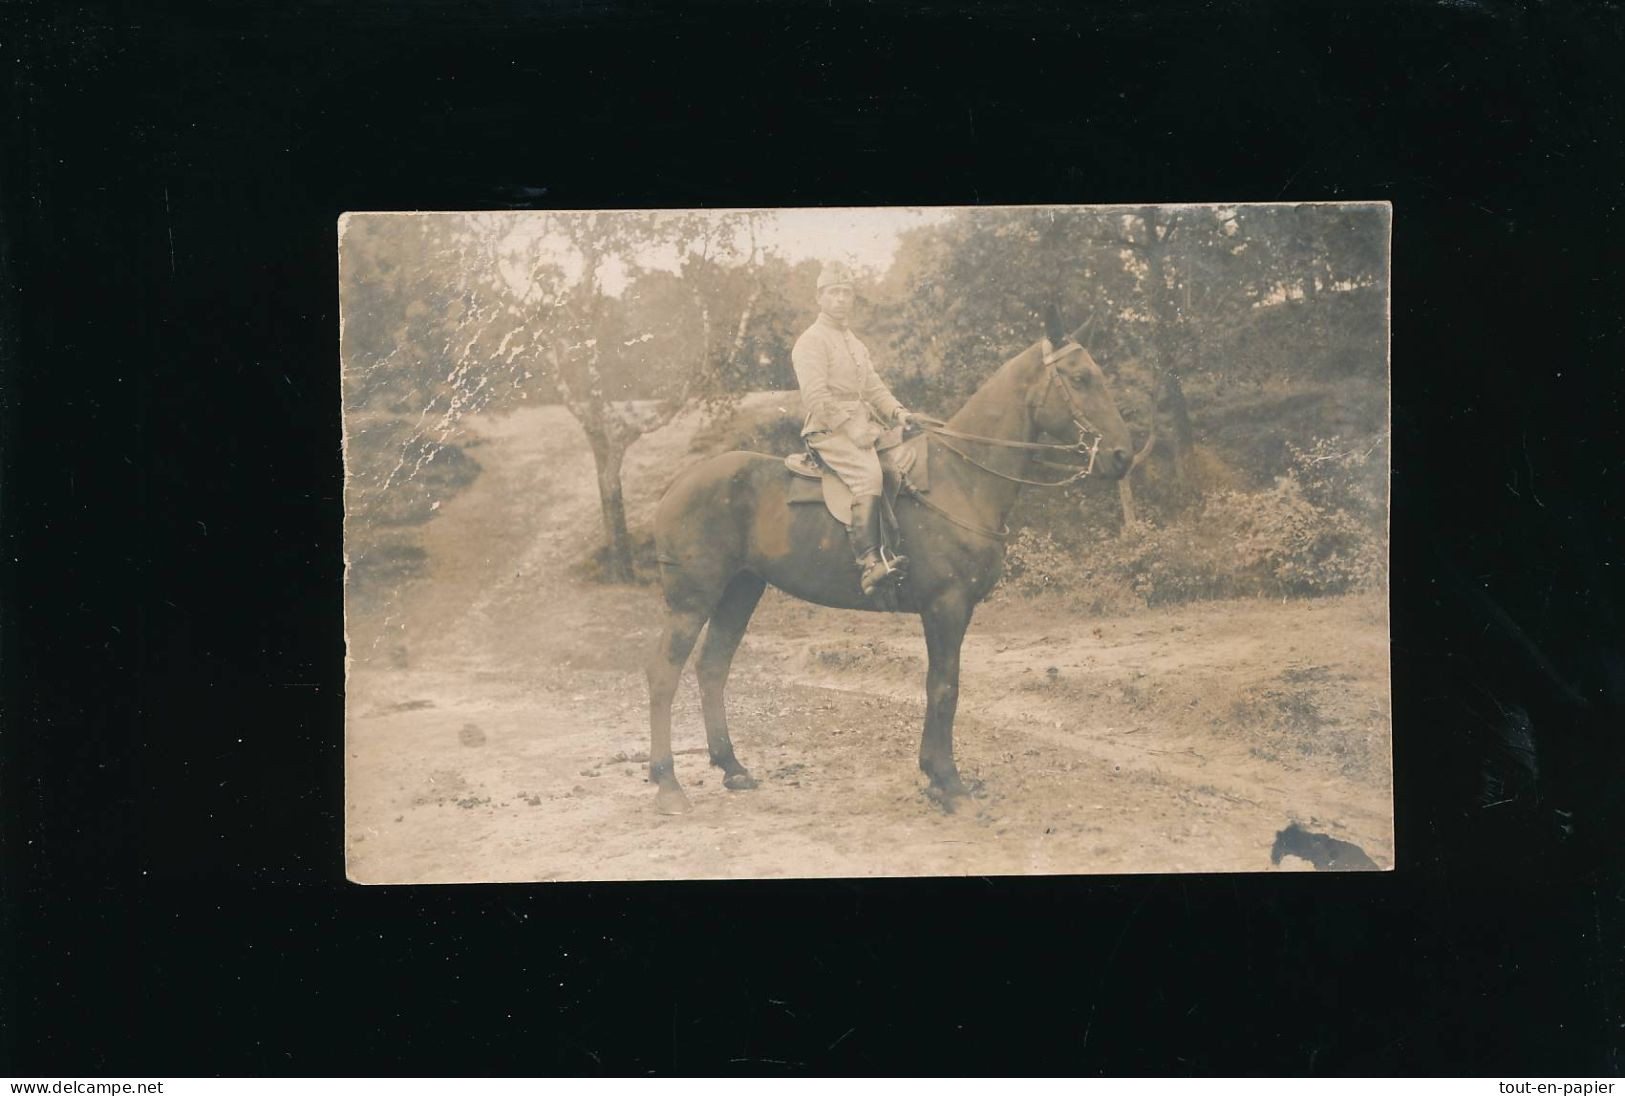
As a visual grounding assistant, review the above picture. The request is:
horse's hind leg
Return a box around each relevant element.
[697,571,767,791]
[647,605,709,815]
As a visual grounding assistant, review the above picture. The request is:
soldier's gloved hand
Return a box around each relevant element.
[896,410,916,430]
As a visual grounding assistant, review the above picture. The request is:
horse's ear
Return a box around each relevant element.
[1043,302,1066,346]
[1067,311,1099,347]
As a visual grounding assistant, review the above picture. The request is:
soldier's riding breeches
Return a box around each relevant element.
[807,432,898,498]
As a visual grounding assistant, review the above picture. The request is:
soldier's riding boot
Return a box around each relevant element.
[849,495,908,601]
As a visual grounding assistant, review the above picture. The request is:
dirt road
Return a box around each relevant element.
[344,403,1393,882]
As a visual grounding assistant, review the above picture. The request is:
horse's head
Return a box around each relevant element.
[1029,309,1134,480]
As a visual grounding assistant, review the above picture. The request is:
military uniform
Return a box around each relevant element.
[792,308,908,497]
[793,261,913,604]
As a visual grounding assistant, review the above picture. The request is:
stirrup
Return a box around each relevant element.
[859,550,908,597]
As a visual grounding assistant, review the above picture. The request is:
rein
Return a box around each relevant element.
[900,484,1011,542]
[897,340,1106,541]
[926,434,1099,488]
[913,341,1103,489]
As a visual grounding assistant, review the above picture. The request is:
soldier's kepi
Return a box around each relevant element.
[791,261,916,604]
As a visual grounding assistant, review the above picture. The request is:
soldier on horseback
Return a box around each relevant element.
[792,261,917,603]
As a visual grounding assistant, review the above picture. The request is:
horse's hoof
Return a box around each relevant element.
[723,770,759,791]
[654,786,692,815]
[926,783,973,814]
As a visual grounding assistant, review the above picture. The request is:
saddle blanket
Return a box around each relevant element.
[784,434,929,524]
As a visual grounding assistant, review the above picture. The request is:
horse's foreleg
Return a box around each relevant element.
[647,608,708,815]
[697,572,767,791]
[920,594,975,812]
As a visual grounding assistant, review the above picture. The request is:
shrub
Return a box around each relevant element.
[996,523,1233,613]
[1288,436,1386,524]
[998,528,1078,596]
[572,530,662,587]
[346,417,483,527]
[1205,478,1384,598]
[688,399,804,456]
[344,416,483,603]
[1209,435,1387,596]
[994,434,1386,609]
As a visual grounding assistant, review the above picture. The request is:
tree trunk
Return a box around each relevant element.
[1160,367,1195,486]
[1117,403,1160,534]
[1117,477,1137,533]
[1140,209,1196,495]
[587,432,635,583]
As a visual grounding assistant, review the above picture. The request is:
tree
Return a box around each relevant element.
[340,211,777,584]
[869,204,1388,529]
[459,211,770,582]
[340,214,516,533]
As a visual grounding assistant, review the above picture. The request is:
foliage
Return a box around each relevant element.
[340,215,514,575]
[868,205,1388,491]
[345,416,484,527]
[342,203,1390,597]
[342,415,484,605]
[1205,485,1384,599]
[1287,435,1387,522]
[996,435,1386,609]
[686,399,805,457]
[1217,435,1388,596]
[342,210,778,583]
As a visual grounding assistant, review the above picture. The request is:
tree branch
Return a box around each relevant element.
[729,282,763,372]
[547,337,598,432]
[1130,407,1159,471]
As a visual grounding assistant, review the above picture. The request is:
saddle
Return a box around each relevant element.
[783,433,930,527]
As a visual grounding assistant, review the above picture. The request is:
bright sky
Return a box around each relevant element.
[494,207,955,297]
[755,207,955,274]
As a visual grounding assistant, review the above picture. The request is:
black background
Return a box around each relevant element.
[4,0,1623,1077]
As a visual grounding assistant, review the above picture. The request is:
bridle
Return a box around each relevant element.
[898,339,1112,542]
[1035,338,1107,477]
[914,339,1105,489]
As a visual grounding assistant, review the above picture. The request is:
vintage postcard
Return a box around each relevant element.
[341,204,1392,882]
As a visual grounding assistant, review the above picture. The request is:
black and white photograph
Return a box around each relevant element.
[14,0,1625,1077]
[342,204,1392,883]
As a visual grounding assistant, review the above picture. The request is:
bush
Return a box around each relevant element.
[687,399,804,456]
[1288,435,1386,523]
[995,435,1386,609]
[997,523,1235,613]
[1206,480,1384,598]
[346,417,483,527]
[345,416,484,604]
[1212,435,1387,597]
[346,537,429,606]
[572,530,662,587]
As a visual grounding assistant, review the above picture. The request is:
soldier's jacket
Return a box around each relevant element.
[791,313,905,446]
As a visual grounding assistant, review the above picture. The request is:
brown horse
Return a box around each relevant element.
[645,315,1133,814]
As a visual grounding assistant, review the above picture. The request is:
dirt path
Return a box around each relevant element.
[345,404,1392,883]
